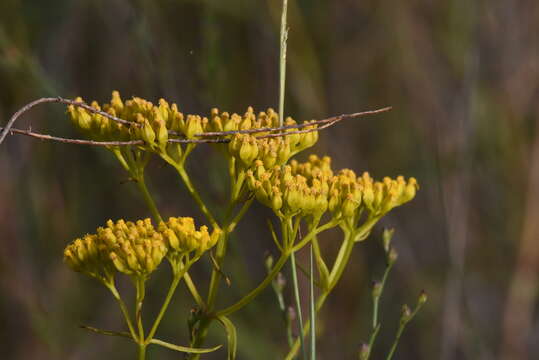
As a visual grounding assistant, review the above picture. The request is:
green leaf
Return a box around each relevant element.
[217,315,237,360]
[80,325,132,340]
[149,338,221,354]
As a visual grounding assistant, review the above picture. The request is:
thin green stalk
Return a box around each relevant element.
[284,293,328,360]
[127,160,204,308]
[206,230,229,308]
[188,192,253,358]
[386,324,406,360]
[279,0,289,127]
[183,272,206,309]
[226,197,254,233]
[135,175,163,223]
[135,278,146,342]
[373,262,394,329]
[309,245,316,360]
[145,264,191,343]
[328,233,355,287]
[271,271,294,347]
[173,163,218,228]
[215,252,290,317]
[285,230,356,360]
[106,283,138,342]
[290,251,306,360]
[367,324,381,355]
[290,220,339,253]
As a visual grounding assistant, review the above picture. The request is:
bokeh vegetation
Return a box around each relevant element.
[1,1,538,359]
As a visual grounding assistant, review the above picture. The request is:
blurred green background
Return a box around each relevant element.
[1,0,539,359]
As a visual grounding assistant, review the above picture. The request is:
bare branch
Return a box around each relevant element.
[0,127,143,147]
[0,97,137,146]
[176,106,392,138]
[1,96,392,147]
[1,120,333,146]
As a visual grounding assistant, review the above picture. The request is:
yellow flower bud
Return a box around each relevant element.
[272,192,283,211]
[141,119,156,146]
[156,120,168,149]
[401,177,418,203]
[185,115,203,138]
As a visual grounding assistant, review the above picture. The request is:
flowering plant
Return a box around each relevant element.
[49,91,422,359]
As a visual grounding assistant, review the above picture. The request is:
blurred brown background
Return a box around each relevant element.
[1,1,539,359]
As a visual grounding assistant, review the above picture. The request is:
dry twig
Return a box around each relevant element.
[0,96,391,147]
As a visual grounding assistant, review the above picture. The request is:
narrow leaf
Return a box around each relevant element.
[80,325,132,339]
[217,315,237,360]
[149,338,221,354]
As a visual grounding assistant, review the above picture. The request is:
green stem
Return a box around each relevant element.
[206,230,229,308]
[386,323,406,360]
[227,197,254,233]
[284,293,328,360]
[285,230,356,360]
[138,344,147,360]
[278,0,289,127]
[215,252,290,317]
[328,232,355,287]
[145,264,191,343]
[188,193,253,359]
[128,164,204,308]
[373,262,394,329]
[290,251,306,360]
[309,245,316,360]
[290,220,339,253]
[135,175,163,224]
[184,272,206,309]
[135,278,146,342]
[106,282,138,342]
[172,162,218,229]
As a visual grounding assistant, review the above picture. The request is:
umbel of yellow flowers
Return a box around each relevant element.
[246,154,418,231]
[67,91,318,158]
[64,217,219,283]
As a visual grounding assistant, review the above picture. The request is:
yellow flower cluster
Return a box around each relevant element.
[68,92,319,174]
[64,217,219,281]
[289,155,334,180]
[68,92,318,149]
[207,106,280,133]
[246,160,330,219]
[327,170,418,221]
[67,91,203,149]
[63,233,115,283]
[208,106,319,168]
[228,128,318,170]
[159,217,221,256]
[245,155,418,225]
[98,219,167,277]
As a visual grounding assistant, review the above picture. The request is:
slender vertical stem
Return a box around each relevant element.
[373,262,394,329]
[138,344,147,360]
[136,175,163,224]
[386,324,406,360]
[183,272,206,309]
[279,0,289,127]
[206,230,229,307]
[106,283,138,342]
[145,264,191,343]
[135,278,146,342]
[285,230,356,360]
[309,245,316,360]
[215,252,290,317]
[290,251,306,359]
[173,163,218,228]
